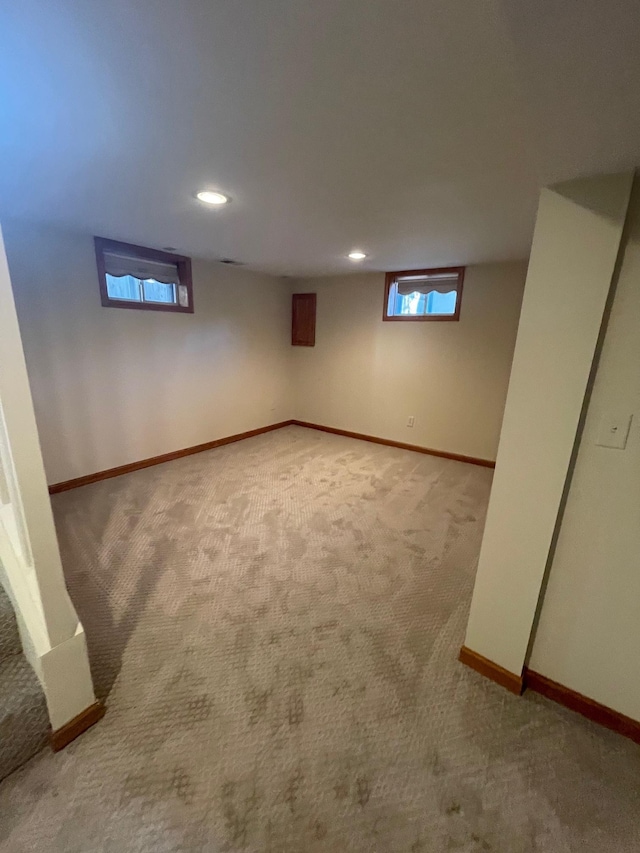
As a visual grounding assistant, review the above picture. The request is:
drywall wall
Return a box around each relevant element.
[3,221,292,485]
[463,172,634,676]
[5,223,525,483]
[289,262,527,462]
[528,178,640,721]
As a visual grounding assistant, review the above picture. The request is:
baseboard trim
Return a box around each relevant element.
[459,646,524,695]
[524,669,640,746]
[50,701,106,751]
[290,421,495,468]
[49,421,295,493]
[49,418,494,493]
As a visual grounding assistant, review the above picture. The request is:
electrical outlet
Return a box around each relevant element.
[407,416,415,428]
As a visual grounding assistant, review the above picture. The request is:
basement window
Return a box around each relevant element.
[94,237,194,313]
[384,267,464,321]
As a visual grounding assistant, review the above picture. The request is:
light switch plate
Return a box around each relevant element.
[596,413,632,449]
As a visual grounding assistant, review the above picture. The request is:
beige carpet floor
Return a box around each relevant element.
[0,425,639,852]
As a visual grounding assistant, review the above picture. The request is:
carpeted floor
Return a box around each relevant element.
[0,425,638,852]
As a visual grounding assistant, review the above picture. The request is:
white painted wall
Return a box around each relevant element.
[529,178,640,721]
[290,262,527,462]
[6,224,526,480]
[3,221,293,485]
[464,172,634,676]
[0,224,96,730]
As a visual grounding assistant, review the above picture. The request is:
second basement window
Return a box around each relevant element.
[95,237,194,313]
[384,267,464,321]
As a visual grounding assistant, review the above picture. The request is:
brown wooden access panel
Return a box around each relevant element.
[292,293,316,346]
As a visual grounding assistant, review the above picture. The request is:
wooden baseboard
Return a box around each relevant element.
[49,421,295,493]
[49,418,494,494]
[459,646,524,695]
[524,669,640,746]
[50,701,106,751]
[290,421,495,468]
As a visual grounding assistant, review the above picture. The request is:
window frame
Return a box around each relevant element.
[94,236,194,314]
[383,266,465,322]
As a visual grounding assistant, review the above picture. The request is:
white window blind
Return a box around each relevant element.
[102,251,181,285]
[395,271,460,295]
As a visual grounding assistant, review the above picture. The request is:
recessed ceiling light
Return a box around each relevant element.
[197,190,230,205]
[348,250,367,261]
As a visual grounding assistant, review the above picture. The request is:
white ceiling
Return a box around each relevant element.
[2,0,640,277]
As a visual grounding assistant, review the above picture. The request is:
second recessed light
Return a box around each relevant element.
[197,190,230,205]
[348,250,367,261]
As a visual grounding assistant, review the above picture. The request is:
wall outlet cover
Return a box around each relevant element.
[596,413,632,449]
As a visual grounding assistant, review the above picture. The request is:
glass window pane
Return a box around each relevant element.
[106,274,142,301]
[403,292,421,314]
[142,279,176,304]
[426,290,457,314]
[388,283,397,316]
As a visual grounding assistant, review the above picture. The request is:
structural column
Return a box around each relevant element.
[461,172,634,686]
